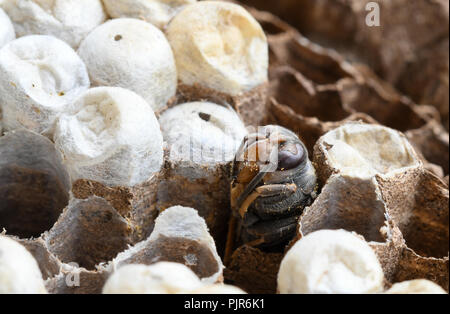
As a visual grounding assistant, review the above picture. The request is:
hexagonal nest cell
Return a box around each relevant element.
[0,1,448,294]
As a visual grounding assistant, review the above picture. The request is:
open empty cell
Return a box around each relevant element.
[340,81,428,132]
[269,34,353,85]
[381,172,449,259]
[269,69,350,122]
[45,197,133,270]
[0,130,71,238]
[300,175,388,243]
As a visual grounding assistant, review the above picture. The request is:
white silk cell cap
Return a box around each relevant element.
[0,35,89,137]
[102,0,197,29]
[0,0,106,48]
[316,123,421,179]
[278,229,385,294]
[385,280,447,294]
[166,1,268,96]
[54,87,164,187]
[0,8,15,48]
[77,18,177,113]
[102,262,203,294]
[0,236,47,294]
[158,101,248,164]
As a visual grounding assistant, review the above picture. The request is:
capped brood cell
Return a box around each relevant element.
[77,18,177,112]
[0,0,106,48]
[55,87,164,241]
[102,0,197,30]
[0,8,15,48]
[166,1,269,126]
[0,35,90,137]
[278,230,384,294]
[102,262,203,294]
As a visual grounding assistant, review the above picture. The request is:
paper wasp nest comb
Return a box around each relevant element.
[102,0,197,30]
[77,18,177,113]
[0,35,90,137]
[0,236,47,294]
[42,204,225,294]
[0,0,447,296]
[0,0,106,48]
[166,1,269,125]
[0,8,14,48]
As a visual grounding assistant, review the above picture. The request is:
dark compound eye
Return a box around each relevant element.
[277,143,305,170]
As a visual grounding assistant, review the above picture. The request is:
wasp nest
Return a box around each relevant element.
[0,0,448,295]
[77,18,177,112]
[0,35,90,137]
[102,0,197,30]
[166,1,269,125]
[0,0,106,48]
